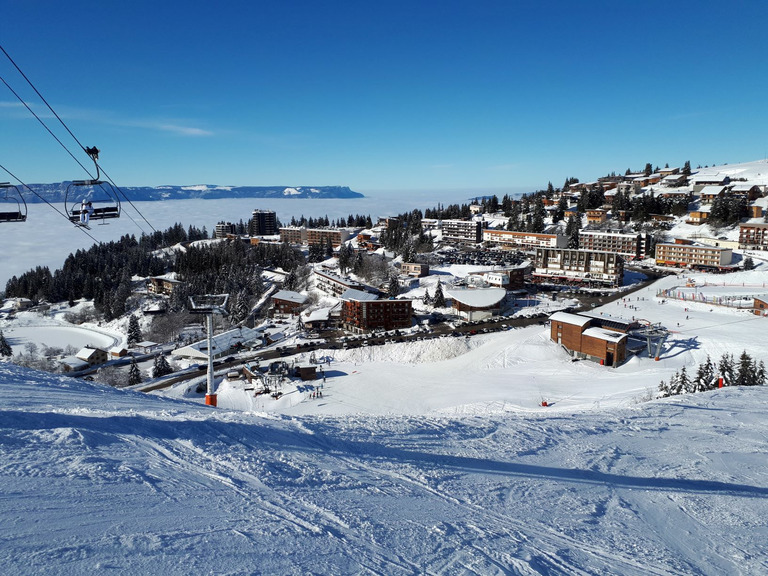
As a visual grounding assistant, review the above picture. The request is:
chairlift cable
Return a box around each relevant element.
[98,164,157,233]
[0,72,95,179]
[1,43,158,234]
[0,162,101,244]
[0,43,91,159]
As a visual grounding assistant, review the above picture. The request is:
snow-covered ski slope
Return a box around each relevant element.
[2,359,767,574]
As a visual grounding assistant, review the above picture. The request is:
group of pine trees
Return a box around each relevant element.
[287,214,373,229]
[658,352,765,397]
[4,224,208,321]
[422,281,446,307]
[378,210,434,260]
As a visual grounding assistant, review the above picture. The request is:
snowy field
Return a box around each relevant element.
[1,361,767,575]
[2,271,768,574]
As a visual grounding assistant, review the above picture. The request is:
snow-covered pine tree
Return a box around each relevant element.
[736,350,757,386]
[152,354,173,378]
[388,270,400,298]
[679,366,693,394]
[658,378,671,398]
[0,330,12,357]
[422,288,432,306]
[127,315,142,346]
[693,355,716,392]
[128,357,142,386]
[717,353,735,386]
[433,281,446,308]
[757,360,766,386]
[668,370,683,396]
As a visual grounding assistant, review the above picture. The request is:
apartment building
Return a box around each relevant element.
[340,289,412,333]
[482,229,567,251]
[655,239,732,268]
[578,230,650,260]
[739,222,768,250]
[249,209,277,236]
[442,219,482,245]
[279,226,307,245]
[533,248,624,287]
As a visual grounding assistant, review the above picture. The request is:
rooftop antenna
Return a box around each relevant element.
[189,294,229,406]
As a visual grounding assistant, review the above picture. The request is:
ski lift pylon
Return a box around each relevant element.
[0,182,28,222]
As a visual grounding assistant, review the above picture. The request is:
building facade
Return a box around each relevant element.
[314,268,366,296]
[214,221,236,239]
[279,226,307,245]
[549,311,627,367]
[340,289,412,332]
[250,209,277,236]
[306,228,353,248]
[655,240,732,268]
[442,219,482,245]
[739,223,768,250]
[578,230,650,260]
[401,262,430,277]
[533,248,624,287]
[271,290,308,315]
[482,229,567,251]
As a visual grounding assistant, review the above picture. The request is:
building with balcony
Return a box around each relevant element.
[578,230,650,260]
[340,289,412,333]
[482,229,566,251]
[249,209,277,236]
[533,248,624,287]
[442,219,482,245]
[655,239,732,268]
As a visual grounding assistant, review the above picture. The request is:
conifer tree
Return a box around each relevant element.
[736,350,757,386]
[422,288,432,306]
[757,360,766,386]
[693,355,715,392]
[152,354,173,378]
[433,281,446,308]
[128,357,142,386]
[679,366,692,394]
[0,330,12,357]
[127,315,142,346]
[718,353,735,386]
[667,370,683,396]
[387,270,400,298]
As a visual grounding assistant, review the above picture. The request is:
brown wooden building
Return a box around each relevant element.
[340,289,412,333]
[271,290,308,315]
[549,311,627,367]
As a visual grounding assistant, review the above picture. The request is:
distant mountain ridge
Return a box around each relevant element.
[22,183,364,203]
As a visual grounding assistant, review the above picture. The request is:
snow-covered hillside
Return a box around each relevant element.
[1,362,766,575]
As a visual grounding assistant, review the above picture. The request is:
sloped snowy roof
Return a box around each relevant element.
[549,311,592,328]
[582,327,627,343]
[272,290,308,304]
[76,347,104,361]
[302,308,331,323]
[446,287,506,308]
[341,288,379,302]
[698,185,727,196]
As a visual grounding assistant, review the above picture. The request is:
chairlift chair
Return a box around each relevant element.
[64,147,121,224]
[65,179,121,224]
[0,182,28,222]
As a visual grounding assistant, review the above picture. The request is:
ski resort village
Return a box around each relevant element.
[2,160,768,574]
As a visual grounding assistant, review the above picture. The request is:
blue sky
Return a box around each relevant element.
[2,1,768,195]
